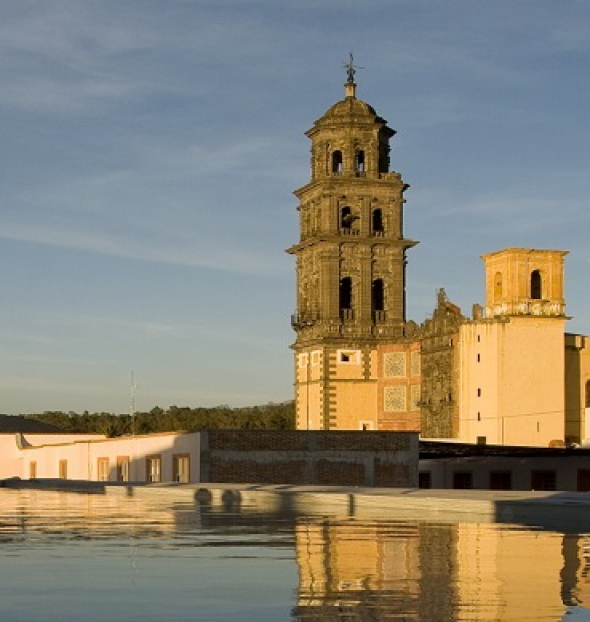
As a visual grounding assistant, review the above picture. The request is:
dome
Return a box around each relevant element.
[308,91,390,135]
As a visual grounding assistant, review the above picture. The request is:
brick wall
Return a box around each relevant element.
[199,430,418,487]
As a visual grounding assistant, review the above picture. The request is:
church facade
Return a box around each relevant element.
[288,72,590,447]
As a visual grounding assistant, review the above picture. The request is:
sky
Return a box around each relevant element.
[1,1,589,415]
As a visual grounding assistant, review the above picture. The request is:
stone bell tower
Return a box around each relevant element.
[287,59,416,430]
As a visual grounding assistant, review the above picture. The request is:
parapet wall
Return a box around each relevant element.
[199,430,418,487]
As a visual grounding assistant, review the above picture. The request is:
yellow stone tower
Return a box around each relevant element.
[458,248,569,446]
[287,59,416,430]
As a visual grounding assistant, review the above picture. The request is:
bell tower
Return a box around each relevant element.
[287,60,417,430]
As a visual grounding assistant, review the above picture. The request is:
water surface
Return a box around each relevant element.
[0,489,588,621]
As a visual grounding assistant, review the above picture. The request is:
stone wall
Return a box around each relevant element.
[199,430,418,487]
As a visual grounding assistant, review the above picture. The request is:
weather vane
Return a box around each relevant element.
[344,52,363,83]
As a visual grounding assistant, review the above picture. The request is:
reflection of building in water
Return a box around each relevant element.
[293,519,590,620]
[294,520,421,620]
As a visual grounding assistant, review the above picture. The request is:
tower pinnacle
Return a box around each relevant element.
[343,52,361,98]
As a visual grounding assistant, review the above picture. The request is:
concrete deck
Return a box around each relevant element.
[3,478,590,530]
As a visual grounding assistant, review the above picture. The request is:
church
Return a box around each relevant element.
[287,66,590,448]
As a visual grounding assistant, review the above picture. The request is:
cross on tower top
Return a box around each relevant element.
[343,53,363,97]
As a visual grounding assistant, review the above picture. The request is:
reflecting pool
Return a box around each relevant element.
[0,489,589,621]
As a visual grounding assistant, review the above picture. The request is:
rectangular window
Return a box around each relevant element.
[173,454,190,483]
[490,471,512,490]
[117,456,130,482]
[577,470,590,492]
[59,460,68,480]
[453,472,473,489]
[419,472,432,489]
[97,458,110,482]
[337,350,360,364]
[29,462,37,479]
[531,470,556,491]
[146,455,162,483]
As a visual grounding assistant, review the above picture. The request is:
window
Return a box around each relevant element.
[146,455,162,483]
[59,460,68,480]
[340,206,353,229]
[477,388,482,397]
[531,470,556,491]
[29,462,37,479]
[586,380,590,408]
[453,472,473,489]
[372,279,384,320]
[371,208,383,234]
[490,471,512,490]
[332,150,343,174]
[173,454,190,483]
[355,150,365,174]
[494,271,503,300]
[338,350,359,364]
[97,458,110,482]
[531,269,542,299]
[117,457,130,482]
[477,353,481,362]
[419,472,432,489]
[340,276,352,317]
[577,469,590,492]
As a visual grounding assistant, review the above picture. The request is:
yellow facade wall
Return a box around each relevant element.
[294,347,379,430]
[459,317,566,446]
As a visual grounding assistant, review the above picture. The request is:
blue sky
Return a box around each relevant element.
[1,1,589,414]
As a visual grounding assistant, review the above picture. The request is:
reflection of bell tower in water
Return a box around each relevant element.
[287,60,416,430]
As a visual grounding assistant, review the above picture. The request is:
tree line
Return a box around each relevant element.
[24,401,295,437]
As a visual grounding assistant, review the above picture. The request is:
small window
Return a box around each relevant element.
[146,455,162,483]
[419,472,432,489]
[490,471,512,490]
[338,350,359,364]
[29,462,37,479]
[577,469,590,492]
[531,470,556,491]
[477,388,482,397]
[585,380,590,408]
[117,456,130,482]
[477,353,480,362]
[453,472,472,489]
[59,460,68,480]
[97,458,110,482]
[494,271,503,300]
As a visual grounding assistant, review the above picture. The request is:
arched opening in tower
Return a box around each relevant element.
[531,270,542,300]
[371,208,383,234]
[340,206,353,230]
[355,150,365,175]
[340,277,353,318]
[372,279,384,320]
[332,150,343,175]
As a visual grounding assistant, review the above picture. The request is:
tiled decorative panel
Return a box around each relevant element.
[384,386,407,412]
[383,352,406,378]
